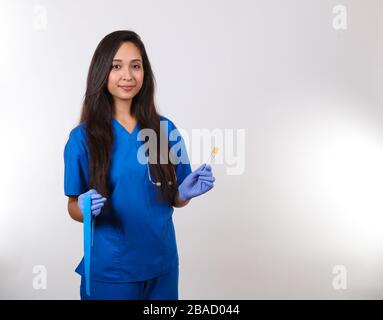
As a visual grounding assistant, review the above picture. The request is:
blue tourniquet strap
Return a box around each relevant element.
[83,193,92,296]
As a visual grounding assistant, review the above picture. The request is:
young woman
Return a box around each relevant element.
[63,30,215,300]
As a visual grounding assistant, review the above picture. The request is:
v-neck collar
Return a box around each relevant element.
[112,118,139,137]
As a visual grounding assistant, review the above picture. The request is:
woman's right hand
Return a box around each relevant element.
[78,189,107,217]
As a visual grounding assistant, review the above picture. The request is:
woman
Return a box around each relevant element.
[63,30,215,300]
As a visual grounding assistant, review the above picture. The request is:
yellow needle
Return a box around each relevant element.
[206,146,220,164]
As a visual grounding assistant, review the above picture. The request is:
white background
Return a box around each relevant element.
[0,0,382,299]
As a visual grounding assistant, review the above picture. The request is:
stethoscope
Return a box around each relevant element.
[145,152,176,187]
[138,127,177,187]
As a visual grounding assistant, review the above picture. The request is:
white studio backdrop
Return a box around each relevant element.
[0,0,383,299]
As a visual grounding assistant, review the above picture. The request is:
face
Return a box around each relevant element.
[107,42,144,102]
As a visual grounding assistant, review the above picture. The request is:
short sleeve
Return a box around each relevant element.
[175,155,192,186]
[160,116,192,186]
[63,126,90,196]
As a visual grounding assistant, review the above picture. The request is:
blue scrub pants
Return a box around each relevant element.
[80,265,179,300]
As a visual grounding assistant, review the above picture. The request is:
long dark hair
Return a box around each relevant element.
[79,30,177,205]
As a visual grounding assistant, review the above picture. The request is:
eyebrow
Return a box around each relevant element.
[112,59,142,63]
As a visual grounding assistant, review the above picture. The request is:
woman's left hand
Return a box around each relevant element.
[178,164,215,201]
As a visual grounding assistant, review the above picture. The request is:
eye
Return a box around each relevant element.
[112,64,121,70]
[133,64,141,69]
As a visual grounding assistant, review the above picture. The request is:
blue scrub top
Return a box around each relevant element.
[64,116,192,282]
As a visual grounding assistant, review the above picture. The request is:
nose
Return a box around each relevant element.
[122,67,133,81]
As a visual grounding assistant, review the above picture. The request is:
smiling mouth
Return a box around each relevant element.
[119,85,135,91]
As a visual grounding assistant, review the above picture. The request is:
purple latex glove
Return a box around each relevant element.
[178,164,215,201]
[78,189,107,217]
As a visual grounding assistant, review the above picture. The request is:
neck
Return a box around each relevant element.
[113,98,135,124]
